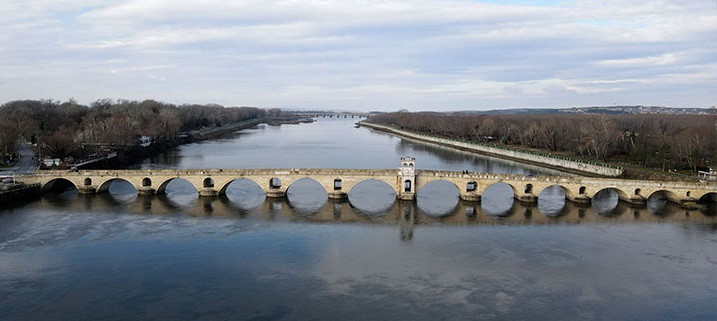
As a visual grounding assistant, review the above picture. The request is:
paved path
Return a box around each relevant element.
[1,142,37,175]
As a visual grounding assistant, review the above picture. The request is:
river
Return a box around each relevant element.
[1,118,716,321]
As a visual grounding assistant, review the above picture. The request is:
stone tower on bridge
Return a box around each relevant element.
[398,156,416,200]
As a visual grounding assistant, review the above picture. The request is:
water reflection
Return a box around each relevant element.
[32,189,717,235]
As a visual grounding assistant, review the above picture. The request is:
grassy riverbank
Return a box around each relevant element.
[361,121,693,181]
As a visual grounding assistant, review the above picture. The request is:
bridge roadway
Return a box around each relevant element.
[18,168,717,209]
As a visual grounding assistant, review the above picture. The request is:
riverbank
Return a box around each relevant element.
[0,181,40,204]
[77,116,315,170]
[360,121,624,177]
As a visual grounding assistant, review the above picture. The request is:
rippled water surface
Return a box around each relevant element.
[2,118,716,321]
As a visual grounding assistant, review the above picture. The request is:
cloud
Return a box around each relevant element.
[1,0,715,110]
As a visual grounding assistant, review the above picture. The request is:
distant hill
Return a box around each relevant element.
[457,106,715,115]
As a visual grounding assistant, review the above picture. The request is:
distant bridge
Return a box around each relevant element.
[18,158,717,209]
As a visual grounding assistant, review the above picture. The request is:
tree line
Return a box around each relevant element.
[0,99,267,163]
[367,111,717,173]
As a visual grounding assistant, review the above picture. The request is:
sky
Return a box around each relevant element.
[1,0,715,111]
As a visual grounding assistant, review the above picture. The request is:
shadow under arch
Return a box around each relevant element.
[647,190,681,216]
[96,178,138,194]
[698,192,717,204]
[218,178,266,210]
[592,187,629,215]
[482,182,518,216]
[347,179,396,216]
[698,192,717,216]
[41,178,78,193]
[416,180,460,218]
[154,177,199,208]
[285,177,328,215]
[647,190,680,203]
[156,177,198,195]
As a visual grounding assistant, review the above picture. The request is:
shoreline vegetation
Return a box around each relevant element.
[359,122,623,177]
[0,99,310,170]
[362,111,717,181]
[1,98,714,182]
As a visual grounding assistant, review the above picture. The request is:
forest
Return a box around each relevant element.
[0,99,267,165]
[366,111,717,173]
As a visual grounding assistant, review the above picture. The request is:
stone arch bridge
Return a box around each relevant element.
[19,168,717,209]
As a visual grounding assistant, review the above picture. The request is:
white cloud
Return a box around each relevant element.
[1,0,715,110]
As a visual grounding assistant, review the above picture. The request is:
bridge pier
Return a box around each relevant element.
[266,190,286,198]
[625,195,647,207]
[328,191,347,200]
[459,192,481,202]
[567,195,592,205]
[138,187,156,196]
[78,186,96,194]
[679,197,699,210]
[397,192,415,201]
[516,193,538,205]
[199,188,219,197]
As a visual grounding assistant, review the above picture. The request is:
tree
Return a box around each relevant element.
[581,114,620,161]
[43,126,78,159]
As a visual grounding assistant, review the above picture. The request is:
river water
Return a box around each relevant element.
[1,118,716,321]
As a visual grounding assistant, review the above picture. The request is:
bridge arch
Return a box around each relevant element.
[217,178,266,209]
[156,177,198,195]
[594,187,630,202]
[416,179,460,217]
[483,182,520,199]
[217,178,263,196]
[591,187,629,214]
[537,185,568,217]
[647,190,680,204]
[347,179,396,214]
[41,178,79,193]
[699,192,717,204]
[96,178,138,194]
[285,178,328,215]
[416,179,460,196]
[344,177,398,196]
[286,177,329,196]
